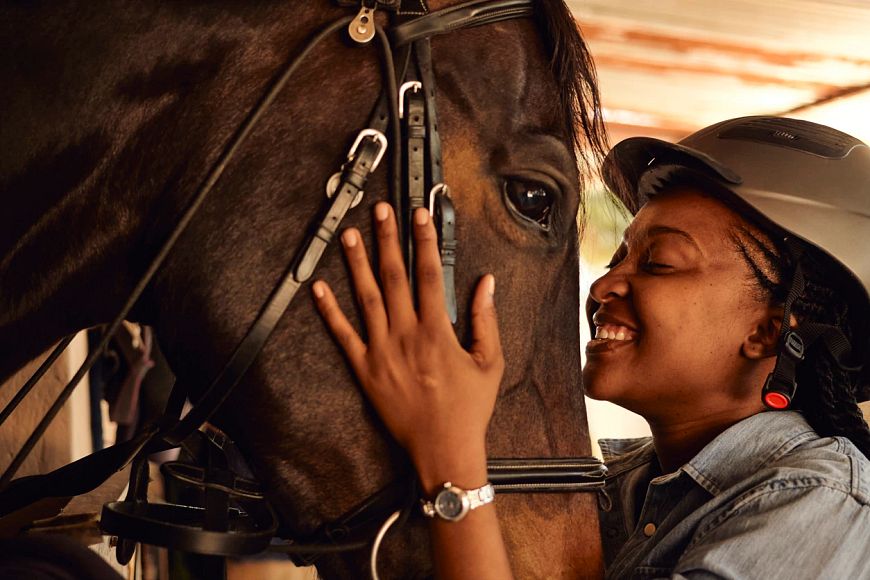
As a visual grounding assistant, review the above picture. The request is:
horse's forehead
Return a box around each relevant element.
[431,20,556,115]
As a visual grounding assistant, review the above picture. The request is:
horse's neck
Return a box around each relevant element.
[0,143,133,380]
[0,2,331,381]
[0,3,202,378]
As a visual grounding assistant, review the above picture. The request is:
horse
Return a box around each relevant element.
[0,0,608,577]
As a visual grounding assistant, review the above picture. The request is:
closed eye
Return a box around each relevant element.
[643,262,674,272]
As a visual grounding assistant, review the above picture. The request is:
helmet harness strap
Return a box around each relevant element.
[762,238,862,410]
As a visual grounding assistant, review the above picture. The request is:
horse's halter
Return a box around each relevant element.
[0,0,604,574]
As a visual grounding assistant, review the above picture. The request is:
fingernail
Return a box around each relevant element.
[415,208,430,226]
[375,203,389,222]
[313,281,326,299]
[342,230,358,247]
[486,275,495,297]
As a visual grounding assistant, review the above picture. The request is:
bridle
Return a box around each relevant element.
[0,0,604,575]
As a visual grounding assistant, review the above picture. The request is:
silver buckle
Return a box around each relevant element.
[347,128,388,172]
[398,81,422,119]
[428,182,450,215]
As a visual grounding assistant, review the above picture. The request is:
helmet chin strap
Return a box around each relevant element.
[762,238,862,410]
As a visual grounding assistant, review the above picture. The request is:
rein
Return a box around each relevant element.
[0,0,605,573]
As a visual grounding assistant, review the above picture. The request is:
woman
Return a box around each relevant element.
[312,116,870,579]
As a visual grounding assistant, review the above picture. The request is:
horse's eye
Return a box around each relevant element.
[503,179,554,231]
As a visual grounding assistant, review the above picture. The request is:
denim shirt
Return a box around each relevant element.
[597,411,870,579]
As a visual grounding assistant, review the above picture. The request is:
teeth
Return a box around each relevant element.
[594,325,634,341]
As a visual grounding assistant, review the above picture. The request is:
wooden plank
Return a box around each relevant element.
[570,0,870,59]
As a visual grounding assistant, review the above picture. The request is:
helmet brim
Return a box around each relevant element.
[602,136,743,214]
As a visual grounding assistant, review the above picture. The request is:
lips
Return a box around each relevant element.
[586,310,639,355]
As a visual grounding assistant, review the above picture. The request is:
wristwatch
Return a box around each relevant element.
[420,482,495,522]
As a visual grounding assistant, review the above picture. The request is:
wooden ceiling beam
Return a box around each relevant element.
[578,22,870,68]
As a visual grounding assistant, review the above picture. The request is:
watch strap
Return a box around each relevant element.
[420,481,495,520]
[467,482,495,510]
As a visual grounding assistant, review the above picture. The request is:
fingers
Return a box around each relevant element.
[412,208,449,325]
[312,280,367,369]
[373,203,416,329]
[340,228,388,340]
[469,275,504,371]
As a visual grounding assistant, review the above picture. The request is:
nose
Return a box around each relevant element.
[588,266,630,306]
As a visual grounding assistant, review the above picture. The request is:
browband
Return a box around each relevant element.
[392,0,534,47]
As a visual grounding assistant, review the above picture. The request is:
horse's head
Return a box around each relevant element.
[0,1,605,577]
[137,1,607,577]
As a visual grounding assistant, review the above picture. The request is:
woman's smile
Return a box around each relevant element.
[586,319,639,354]
[581,187,774,414]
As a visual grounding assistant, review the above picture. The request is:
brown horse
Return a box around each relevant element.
[0,1,607,577]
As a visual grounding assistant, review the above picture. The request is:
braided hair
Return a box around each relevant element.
[733,226,870,459]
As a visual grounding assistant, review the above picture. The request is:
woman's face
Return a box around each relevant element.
[582,187,772,421]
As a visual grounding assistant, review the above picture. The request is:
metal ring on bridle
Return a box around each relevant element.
[370,509,402,580]
[325,172,365,208]
[398,81,422,119]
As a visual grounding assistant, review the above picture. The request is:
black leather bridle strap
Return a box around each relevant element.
[414,36,457,322]
[433,190,457,322]
[159,24,401,448]
[0,427,156,517]
[415,39,442,188]
[162,127,387,449]
[402,76,427,285]
[269,475,417,565]
[391,0,533,47]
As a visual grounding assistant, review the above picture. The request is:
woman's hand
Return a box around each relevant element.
[312,202,504,492]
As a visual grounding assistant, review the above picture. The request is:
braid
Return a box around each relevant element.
[732,225,870,459]
[789,253,870,459]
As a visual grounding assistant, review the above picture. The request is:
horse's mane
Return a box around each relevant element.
[537,1,607,164]
[536,0,608,231]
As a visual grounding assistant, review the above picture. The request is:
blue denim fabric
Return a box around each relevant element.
[598,411,870,579]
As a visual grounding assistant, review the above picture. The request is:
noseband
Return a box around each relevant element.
[0,0,604,573]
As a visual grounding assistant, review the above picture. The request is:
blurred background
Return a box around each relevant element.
[570,0,870,452]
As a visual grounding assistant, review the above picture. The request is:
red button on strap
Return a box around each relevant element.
[764,391,790,410]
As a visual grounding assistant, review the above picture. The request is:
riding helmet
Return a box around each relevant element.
[601,116,870,405]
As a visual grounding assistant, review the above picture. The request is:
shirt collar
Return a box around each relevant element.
[598,436,656,479]
[682,410,818,495]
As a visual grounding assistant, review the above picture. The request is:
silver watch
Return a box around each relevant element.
[420,482,495,522]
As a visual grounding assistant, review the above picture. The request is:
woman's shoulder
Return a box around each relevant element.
[682,411,867,500]
[731,431,870,508]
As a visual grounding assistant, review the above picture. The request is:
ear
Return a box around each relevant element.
[741,308,799,360]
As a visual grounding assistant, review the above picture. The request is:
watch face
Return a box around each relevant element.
[435,488,468,520]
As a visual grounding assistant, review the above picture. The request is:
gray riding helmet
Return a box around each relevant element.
[601,116,870,403]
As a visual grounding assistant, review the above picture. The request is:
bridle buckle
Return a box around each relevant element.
[347,128,388,172]
[398,81,422,118]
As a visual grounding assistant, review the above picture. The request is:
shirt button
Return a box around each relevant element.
[643,523,656,537]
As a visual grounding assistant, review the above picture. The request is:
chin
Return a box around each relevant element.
[582,366,618,402]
